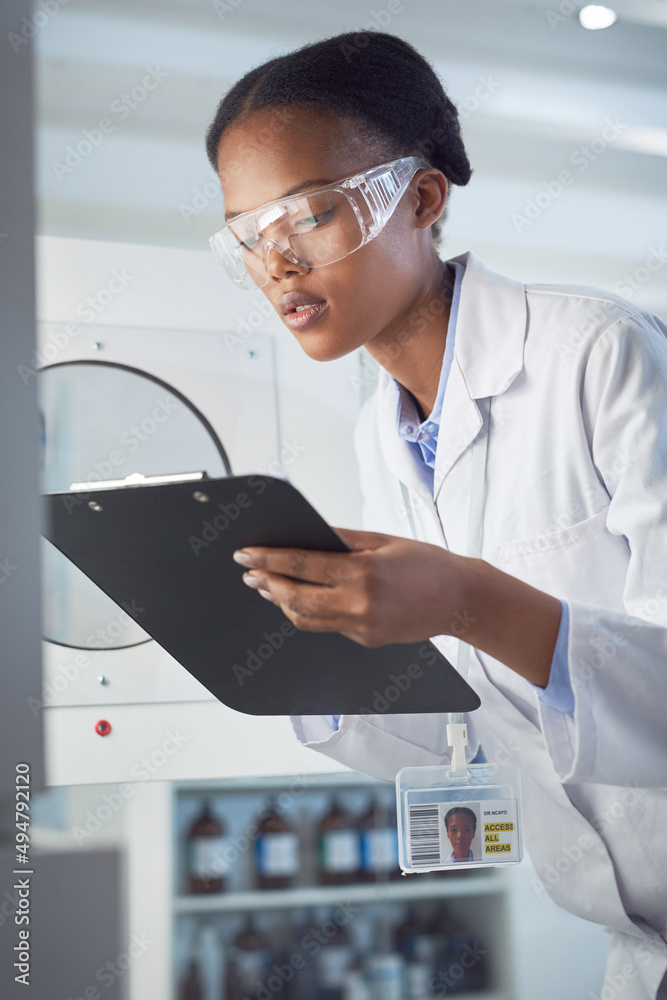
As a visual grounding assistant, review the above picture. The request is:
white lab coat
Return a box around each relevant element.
[292,251,667,999]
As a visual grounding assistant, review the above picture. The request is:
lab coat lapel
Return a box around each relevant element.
[433,251,528,505]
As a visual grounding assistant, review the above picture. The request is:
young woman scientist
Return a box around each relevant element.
[205,31,667,999]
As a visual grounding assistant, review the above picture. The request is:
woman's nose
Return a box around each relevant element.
[264,240,310,280]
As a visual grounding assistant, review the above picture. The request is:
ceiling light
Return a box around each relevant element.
[579,5,618,29]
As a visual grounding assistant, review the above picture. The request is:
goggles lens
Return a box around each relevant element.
[209,156,431,290]
[212,189,365,290]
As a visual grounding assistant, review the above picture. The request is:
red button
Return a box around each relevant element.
[95,719,112,736]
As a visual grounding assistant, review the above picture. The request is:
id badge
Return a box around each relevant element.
[396,762,523,873]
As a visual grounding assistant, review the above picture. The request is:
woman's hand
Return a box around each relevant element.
[232,527,563,687]
[232,528,474,648]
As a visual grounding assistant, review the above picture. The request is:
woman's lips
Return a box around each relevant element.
[283,301,328,330]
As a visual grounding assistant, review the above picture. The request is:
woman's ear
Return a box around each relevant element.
[413,169,448,231]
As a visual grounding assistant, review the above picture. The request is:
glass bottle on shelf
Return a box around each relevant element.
[394,906,436,1000]
[366,915,406,1000]
[224,916,271,1000]
[442,922,490,994]
[317,797,361,886]
[255,797,300,890]
[178,957,203,1000]
[316,917,355,1000]
[342,950,371,1000]
[291,911,320,1000]
[431,904,470,994]
[270,925,296,1000]
[197,922,224,1000]
[358,795,400,882]
[185,798,229,895]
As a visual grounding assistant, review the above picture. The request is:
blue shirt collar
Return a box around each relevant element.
[386,259,466,468]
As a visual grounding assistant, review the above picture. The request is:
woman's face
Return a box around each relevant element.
[446,811,475,858]
[216,106,446,363]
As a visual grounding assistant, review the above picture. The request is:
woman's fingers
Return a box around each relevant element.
[245,570,360,625]
[233,545,357,586]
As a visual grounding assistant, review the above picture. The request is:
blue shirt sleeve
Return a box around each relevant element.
[333,600,573,726]
[534,599,574,714]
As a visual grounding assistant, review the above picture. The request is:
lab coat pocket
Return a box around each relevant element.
[493,504,629,604]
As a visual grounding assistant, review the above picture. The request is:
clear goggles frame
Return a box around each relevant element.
[209,155,432,291]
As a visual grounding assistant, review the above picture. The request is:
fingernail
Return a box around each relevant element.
[233,550,252,565]
[258,589,272,600]
[242,573,259,588]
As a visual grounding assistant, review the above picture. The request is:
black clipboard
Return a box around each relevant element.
[41,474,480,716]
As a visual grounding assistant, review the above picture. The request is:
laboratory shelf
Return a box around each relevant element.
[174,870,505,913]
[160,773,516,999]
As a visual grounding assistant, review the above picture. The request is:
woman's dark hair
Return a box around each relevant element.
[204,31,472,251]
[444,806,477,833]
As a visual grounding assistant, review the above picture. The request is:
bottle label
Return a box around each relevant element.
[367,955,404,1000]
[360,829,398,872]
[234,948,270,987]
[317,944,353,988]
[320,830,360,873]
[188,836,230,878]
[256,832,299,876]
[406,961,432,998]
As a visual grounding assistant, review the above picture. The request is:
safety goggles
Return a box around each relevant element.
[209,155,432,290]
